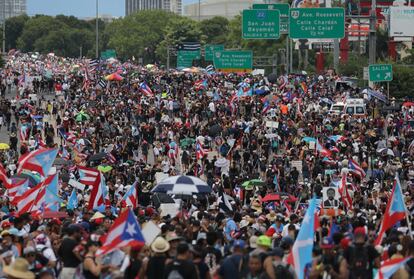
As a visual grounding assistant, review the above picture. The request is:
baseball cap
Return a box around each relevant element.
[232,239,245,249]
[256,235,272,248]
[269,247,284,257]
[320,237,334,249]
[354,227,366,236]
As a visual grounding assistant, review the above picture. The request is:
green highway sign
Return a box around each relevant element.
[242,9,280,39]
[289,8,345,39]
[101,49,116,60]
[369,64,393,82]
[252,3,289,33]
[205,45,224,61]
[213,50,253,70]
[177,50,201,68]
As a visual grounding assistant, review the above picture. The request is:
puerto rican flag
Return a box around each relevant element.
[196,140,208,161]
[348,158,366,178]
[77,166,107,210]
[58,146,71,160]
[287,197,317,279]
[194,79,207,91]
[96,209,145,256]
[139,82,153,97]
[12,174,57,215]
[375,174,407,245]
[19,123,30,142]
[0,164,12,187]
[339,173,353,210]
[316,140,332,158]
[122,181,138,209]
[17,148,58,177]
[374,257,411,279]
[5,179,29,203]
[106,152,116,164]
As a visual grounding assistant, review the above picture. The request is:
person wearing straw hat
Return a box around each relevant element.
[146,237,170,279]
[3,257,35,279]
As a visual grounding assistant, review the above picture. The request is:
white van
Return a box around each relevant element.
[344,99,366,117]
[329,102,345,115]
[329,99,366,117]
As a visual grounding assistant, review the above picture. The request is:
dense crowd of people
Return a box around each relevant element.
[0,53,412,279]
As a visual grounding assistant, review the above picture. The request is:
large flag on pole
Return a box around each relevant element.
[339,173,353,210]
[287,197,317,279]
[17,148,58,177]
[96,209,145,256]
[122,181,138,209]
[374,174,407,245]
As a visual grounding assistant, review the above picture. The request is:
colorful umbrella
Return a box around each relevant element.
[0,143,10,150]
[75,112,90,122]
[261,193,281,202]
[105,73,123,81]
[242,179,266,189]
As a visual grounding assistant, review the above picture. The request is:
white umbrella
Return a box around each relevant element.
[377,148,395,156]
[151,175,211,195]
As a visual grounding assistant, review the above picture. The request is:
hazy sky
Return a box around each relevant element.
[27,0,198,18]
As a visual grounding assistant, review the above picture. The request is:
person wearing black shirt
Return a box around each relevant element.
[57,225,82,279]
[341,228,380,279]
[164,242,199,279]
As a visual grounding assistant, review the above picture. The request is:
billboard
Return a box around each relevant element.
[389,6,414,37]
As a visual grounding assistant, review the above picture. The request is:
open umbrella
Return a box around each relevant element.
[0,143,10,150]
[151,175,211,195]
[105,73,123,81]
[242,179,266,189]
[75,111,90,122]
[97,165,113,173]
[261,193,280,202]
[377,148,395,157]
[12,172,40,187]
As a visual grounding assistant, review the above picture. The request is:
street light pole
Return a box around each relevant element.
[2,0,6,54]
[95,0,99,58]
[198,0,201,21]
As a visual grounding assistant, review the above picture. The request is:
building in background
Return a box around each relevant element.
[184,0,278,20]
[125,0,182,16]
[0,0,26,23]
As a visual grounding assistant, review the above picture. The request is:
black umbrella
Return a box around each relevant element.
[88,152,108,162]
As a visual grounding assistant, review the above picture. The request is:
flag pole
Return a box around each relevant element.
[397,174,413,240]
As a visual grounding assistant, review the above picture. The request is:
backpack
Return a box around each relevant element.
[167,261,184,279]
[348,245,370,278]
[273,262,294,279]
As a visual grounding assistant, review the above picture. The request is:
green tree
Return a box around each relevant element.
[5,14,29,50]
[105,10,179,62]
[17,15,65,52]
[389,65,414,98]
[156,16,203,64]
[200,16,229,44]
